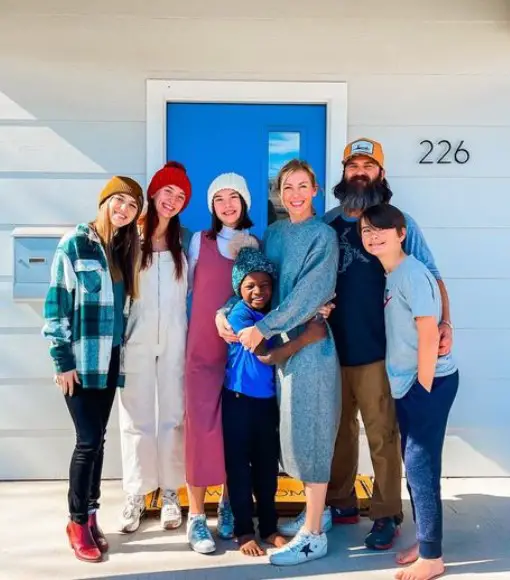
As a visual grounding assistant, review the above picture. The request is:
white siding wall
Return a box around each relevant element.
[1,0,509,478]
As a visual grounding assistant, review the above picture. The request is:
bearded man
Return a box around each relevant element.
[311,138,451,553]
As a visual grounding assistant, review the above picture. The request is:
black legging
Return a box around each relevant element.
[64,347,120,524]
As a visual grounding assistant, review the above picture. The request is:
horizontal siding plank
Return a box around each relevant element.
[0,292,43,329]
[0,376,507,433]
[4,63,510,125]
[0,175,503,230]
[0,431,505,479]
[421,229,510,279]
[0,433,122,480]
[0,388,121,431]
[452,330,510,381]
[0,232,13,277]
[0,335,54,379]
[448,377,509,429]
[0,123,144,174]
[0,63,146,122]
[445,279,510,330]
[390,178,507,228]
[0,277,507,332]
[2,0,508,21]
[0,176,145,225]
[349,75,510,127]
[1,18,509,75]
[0,329,507,383]
[348,126,510,178]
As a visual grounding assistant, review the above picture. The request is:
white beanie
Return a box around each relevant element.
[207,173,252,212]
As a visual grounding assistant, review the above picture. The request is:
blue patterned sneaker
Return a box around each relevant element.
[216,501,234,540]
[187,514,216,554]
[364,517,399,550]
[269,529,327,566]
[278,506,332,537]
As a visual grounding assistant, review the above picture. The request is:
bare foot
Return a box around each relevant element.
[396,543,419,565]
[264,533,287,548]
[238,535,265,557]
[394,557,445,580]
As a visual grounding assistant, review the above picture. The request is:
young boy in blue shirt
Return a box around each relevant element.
[223,244,327,557]
[359,204,458,580]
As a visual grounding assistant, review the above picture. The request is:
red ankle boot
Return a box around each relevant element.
[66,520,102,562]
[88,511,109,553]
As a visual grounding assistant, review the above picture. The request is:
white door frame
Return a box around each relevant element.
[146,80,347,211]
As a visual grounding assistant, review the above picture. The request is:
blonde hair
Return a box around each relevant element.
[274,159,319,197]
[92,201,141,299]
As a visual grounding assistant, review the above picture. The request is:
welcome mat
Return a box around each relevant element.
[145,474,373,516]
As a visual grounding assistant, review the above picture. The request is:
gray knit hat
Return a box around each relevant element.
[232,246,277,296]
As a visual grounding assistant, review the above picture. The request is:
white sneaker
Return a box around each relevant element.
[119,494,145,533]
[278,506,332,537]
[187,514,216,554]
[161,489,182,530]
[269,529,327,566]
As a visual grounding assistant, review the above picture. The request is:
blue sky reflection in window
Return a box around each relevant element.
[268,132,300,223]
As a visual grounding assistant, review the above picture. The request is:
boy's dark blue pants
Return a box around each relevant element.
[222,387,280,539]
[395,371,459,559]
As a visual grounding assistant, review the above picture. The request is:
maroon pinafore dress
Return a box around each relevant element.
[184,232,234,487]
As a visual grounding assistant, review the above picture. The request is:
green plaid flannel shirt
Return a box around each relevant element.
[42,223,125,389]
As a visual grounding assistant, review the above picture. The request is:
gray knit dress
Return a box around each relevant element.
[256,217,341,483]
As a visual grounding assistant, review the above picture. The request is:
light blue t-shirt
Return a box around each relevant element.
[384,255,456,399]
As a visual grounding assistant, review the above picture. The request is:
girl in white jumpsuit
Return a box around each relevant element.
[119,161,192,533]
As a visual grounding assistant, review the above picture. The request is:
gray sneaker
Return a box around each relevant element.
[187,514,216,554]
[119,494,145,533]
[161,490,182,530]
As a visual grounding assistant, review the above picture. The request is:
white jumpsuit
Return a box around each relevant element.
[120,251,187,495]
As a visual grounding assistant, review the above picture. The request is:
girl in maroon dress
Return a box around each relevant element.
[184,172,255,554]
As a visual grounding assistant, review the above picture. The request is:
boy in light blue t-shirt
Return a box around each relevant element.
[359,204,459,580]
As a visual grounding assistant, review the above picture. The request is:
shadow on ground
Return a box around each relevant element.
[80,493,510,580]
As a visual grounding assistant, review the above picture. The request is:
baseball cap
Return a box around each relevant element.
[343,138,384,168]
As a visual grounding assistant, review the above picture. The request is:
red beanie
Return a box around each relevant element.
[147,161,192,209]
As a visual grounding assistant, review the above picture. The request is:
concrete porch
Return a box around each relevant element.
[1,478,509,580]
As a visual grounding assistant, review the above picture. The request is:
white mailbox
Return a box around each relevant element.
[12,227,74,301]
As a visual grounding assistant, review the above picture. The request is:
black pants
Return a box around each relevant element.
[222,388,280,539]
[64,347,120,524]
[395,371,459,559]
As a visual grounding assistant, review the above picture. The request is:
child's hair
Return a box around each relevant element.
[274,159,319,195]
[359,204,406,236]
[207,195,254,240]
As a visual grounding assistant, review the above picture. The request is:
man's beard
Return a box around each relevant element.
[333,176,388,213]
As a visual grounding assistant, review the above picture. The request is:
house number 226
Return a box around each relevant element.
[419,140,470,164]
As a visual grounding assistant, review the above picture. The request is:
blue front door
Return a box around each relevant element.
[167,103,327,239]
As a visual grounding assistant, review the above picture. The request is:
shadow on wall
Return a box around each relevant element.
[76,494,510,580]
[1,66,143,170]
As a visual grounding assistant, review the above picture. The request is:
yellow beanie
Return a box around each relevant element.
[98,176,144,213]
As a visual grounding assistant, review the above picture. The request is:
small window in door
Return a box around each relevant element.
[268,132,300,224]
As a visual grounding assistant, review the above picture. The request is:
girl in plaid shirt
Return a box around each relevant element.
[43,176,143,563]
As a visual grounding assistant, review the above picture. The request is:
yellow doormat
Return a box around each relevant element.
[145,474,373,516]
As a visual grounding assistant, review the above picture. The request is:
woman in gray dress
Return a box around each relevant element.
[238,159,341,566]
